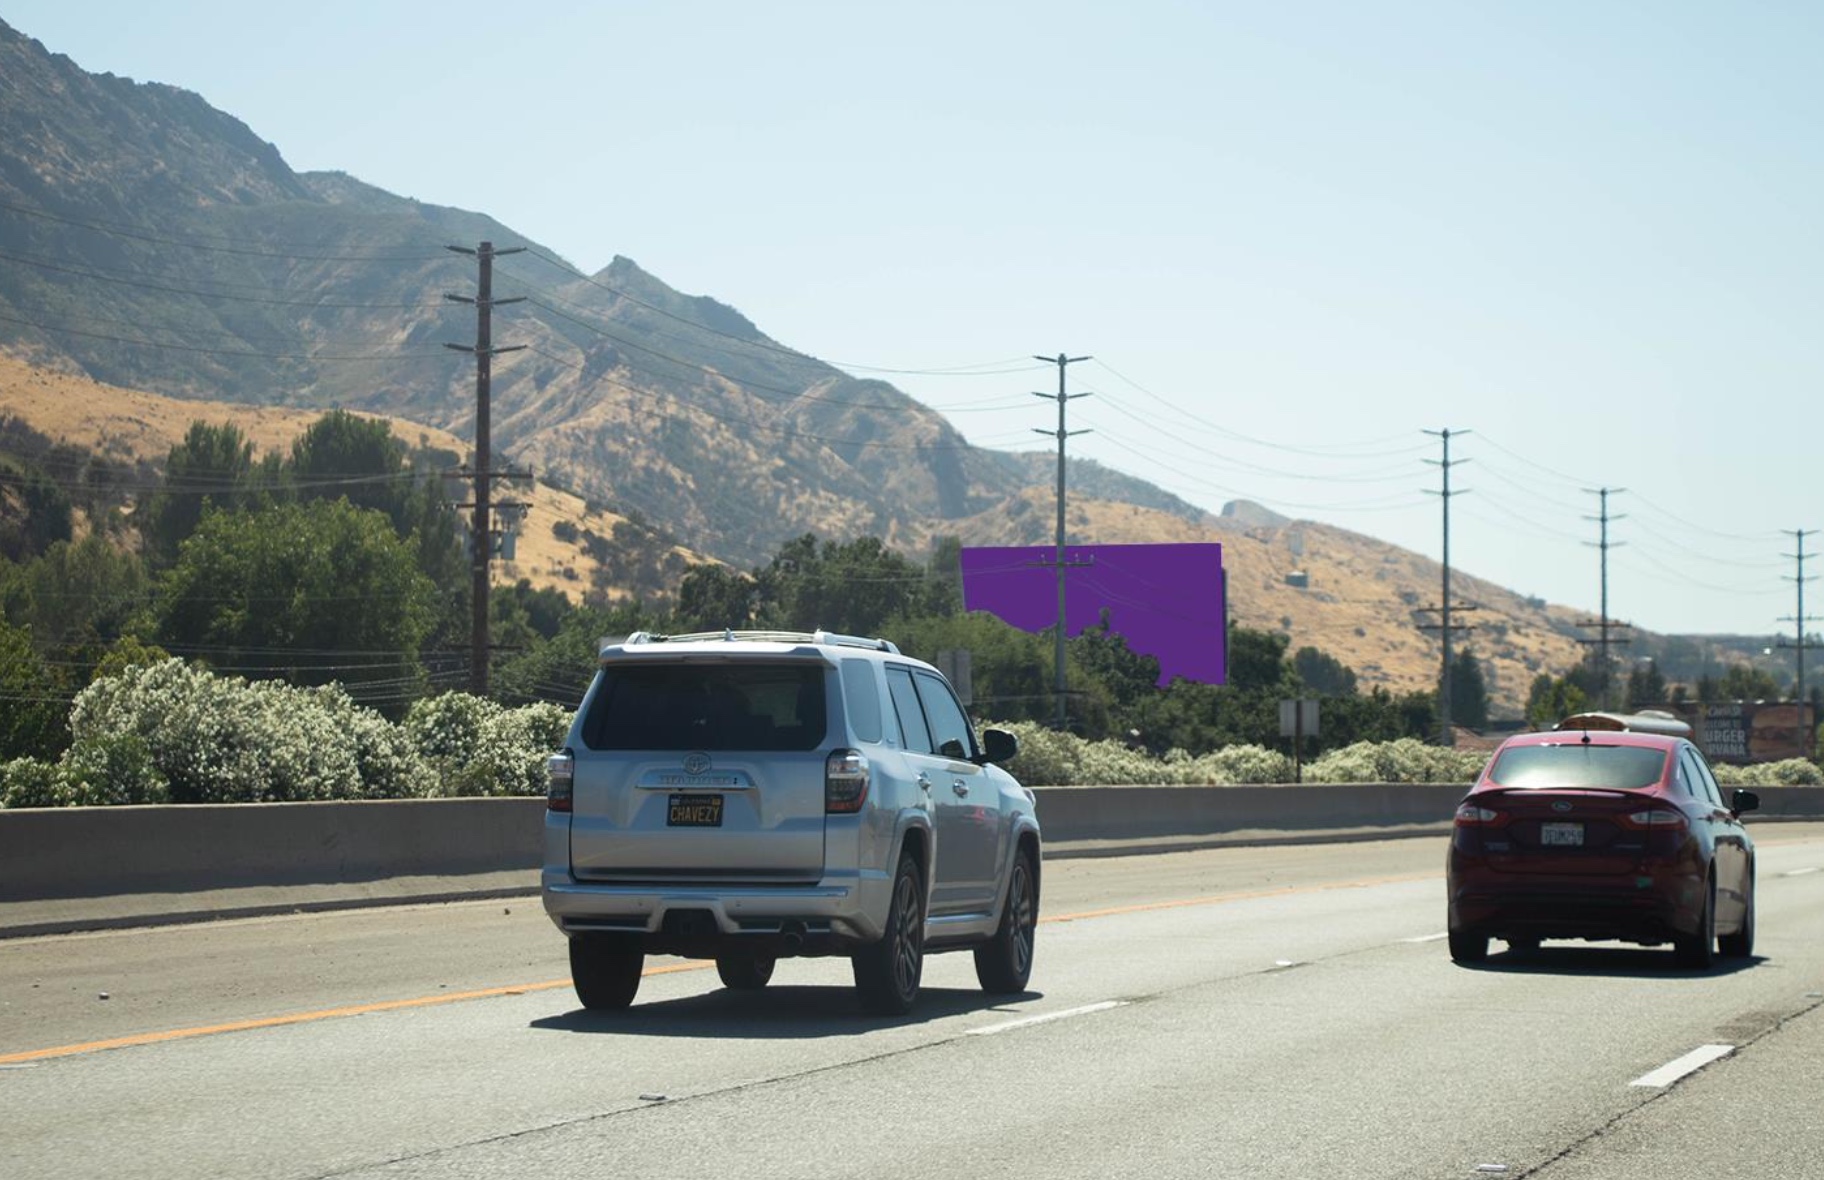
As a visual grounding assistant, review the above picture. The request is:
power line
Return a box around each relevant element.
[1577,487,1630,709]
[1034,351,1092,732]
[1419,428,1473,746]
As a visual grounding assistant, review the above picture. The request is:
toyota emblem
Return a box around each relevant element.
[682,752,712,776]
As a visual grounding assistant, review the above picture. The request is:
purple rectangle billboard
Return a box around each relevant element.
[959,543,1226,686]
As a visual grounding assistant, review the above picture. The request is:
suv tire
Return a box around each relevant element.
[716,953,777,990]
[853,851,924,1015]
[570,933,644,1010]
[974,847,1037,994]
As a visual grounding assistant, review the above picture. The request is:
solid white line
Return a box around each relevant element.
[968,1000,1127,1037]
[1629,1044,1735,1088]
[1786,867,1820,877]
[1403,933,1449,943]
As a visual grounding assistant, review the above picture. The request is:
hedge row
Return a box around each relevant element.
[0,659,569,808]
[5,661,1818,807]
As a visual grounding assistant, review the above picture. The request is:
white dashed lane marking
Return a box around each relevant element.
[968,1001,1128,1037]
[1629,1044,1735,1088]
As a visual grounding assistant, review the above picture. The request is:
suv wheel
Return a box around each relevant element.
[570,933,644,1010]
[853,851,924,1015]
[974,848,1037,994]
[716,952,777,990]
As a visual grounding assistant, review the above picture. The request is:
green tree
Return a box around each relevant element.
[493,602,656,707]
[141,421,266,566]
[287,411,410,521]
[674,563,757,631]
[1526,672,1589,728]
[755,534,935,636]
[1717,663,1781,702]
[1070,614,1161,710]
[888,611,1055,727]
[0,535,151,653]
[154,500,439,707]
[1446,648,1490,730]
[1293,646,1358,697]
[0,618,66,759]
[1226,626,1298,694]
[1626,660,1669,709]
[0,457,73,562]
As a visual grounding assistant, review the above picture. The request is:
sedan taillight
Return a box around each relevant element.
[1454,802,1502,826]
[1620,807,1689,831]
[825,749,870,814]
[546,749,574,813]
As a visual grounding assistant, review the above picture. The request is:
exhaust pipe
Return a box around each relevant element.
[780,920,807,954]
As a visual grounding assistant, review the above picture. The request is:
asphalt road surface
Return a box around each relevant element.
[5,826,1823,1180]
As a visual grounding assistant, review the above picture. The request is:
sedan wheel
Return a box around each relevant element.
[1672,875,1717,969]
[1718,872,1755,959]
[1448,929,1488,964]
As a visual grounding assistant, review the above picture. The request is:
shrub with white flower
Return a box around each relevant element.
[1,757,78,808]
[61,659,434,803]
[405,693,571,796]
[1713,758,1823,787]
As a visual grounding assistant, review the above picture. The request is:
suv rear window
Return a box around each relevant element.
[580,663,827,751]
[1486,744,1669,790]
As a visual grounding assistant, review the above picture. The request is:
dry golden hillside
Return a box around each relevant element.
[4,353,1595,716]
[0,353,701,604]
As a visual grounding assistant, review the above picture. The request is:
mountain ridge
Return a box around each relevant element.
[6,14,1732,718]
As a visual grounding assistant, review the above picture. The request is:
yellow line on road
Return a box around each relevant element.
[0,962,710,1065]
[2,872,1437,1065]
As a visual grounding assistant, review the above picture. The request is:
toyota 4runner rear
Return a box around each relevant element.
[541,630,1041,1014]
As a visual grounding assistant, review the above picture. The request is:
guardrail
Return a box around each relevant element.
[4,784,1821,936]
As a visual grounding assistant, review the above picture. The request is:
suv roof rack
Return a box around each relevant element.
[615,629,901,654]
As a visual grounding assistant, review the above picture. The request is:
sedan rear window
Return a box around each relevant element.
[580,663,827,751]
[1486,744,1669,790]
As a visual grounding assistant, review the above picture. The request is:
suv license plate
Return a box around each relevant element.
[667,794,724,827]
[1540,822,1584,847]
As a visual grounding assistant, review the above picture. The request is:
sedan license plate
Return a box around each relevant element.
[1540,821,1584,847]
[667,793,724,827]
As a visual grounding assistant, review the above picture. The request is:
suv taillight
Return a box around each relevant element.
[825,749,870,814]
[547,749,574,813]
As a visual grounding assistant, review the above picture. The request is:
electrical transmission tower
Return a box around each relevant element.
[1034,352,1091,732]
[1577,487,1630,710]
[445,241,527,697]
[1418,428,1475,746]
[1778,528,1822,753]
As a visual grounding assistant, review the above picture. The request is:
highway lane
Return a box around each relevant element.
[3,826,1823,1180]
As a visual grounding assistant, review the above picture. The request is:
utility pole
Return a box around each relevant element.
[1577,487,1630,710]
[1420,428,1473,746]
[1034,352,1091,732]
[446,241,525,696]
[1778,528,1822,754]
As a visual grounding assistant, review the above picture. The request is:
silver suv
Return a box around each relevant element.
[542,629,1041,1015]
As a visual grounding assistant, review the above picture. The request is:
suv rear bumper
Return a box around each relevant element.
[542,868,894,952]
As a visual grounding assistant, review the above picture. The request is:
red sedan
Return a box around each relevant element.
[1447,727,1759,967]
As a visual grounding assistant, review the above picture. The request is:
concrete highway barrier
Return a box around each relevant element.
[4,784,1822,937]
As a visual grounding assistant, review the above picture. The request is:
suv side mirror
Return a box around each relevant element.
[979,727,1019,766]
[1731,788,1760,817]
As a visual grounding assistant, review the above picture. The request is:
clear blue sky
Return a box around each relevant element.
[9,1,1822,638]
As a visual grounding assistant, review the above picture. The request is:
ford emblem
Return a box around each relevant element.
[1551,801,1573,813]
[683,752,712,776]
